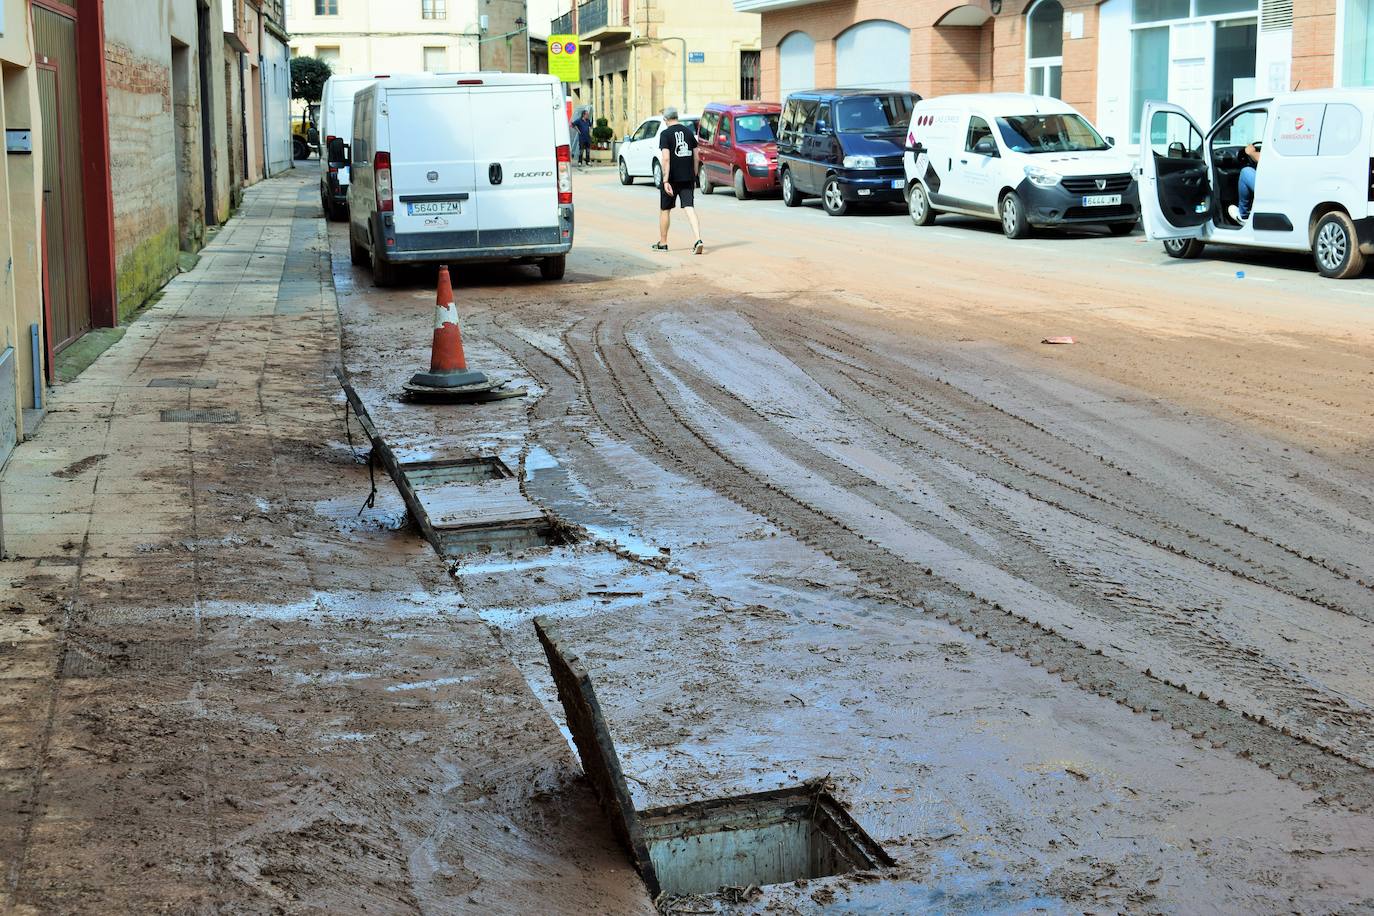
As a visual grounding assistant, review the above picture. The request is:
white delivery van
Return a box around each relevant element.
[617,113,700,186]
[903,93,1139,238]
[1140,89,1374,279]
[319,74,379,221]
[347,73,573,285]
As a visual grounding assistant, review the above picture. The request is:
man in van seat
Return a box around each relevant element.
[1227,142,1261,224]
[653,107,705,255]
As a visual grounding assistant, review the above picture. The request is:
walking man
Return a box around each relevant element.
[652,108,704,255]
[575,111,594,168]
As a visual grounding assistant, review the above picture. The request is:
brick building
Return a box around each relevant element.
[738,0,1364,147]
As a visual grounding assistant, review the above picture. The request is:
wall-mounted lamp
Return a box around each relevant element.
[990,0,1002,13]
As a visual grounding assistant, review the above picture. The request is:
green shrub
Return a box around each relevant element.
[592,117,614,144]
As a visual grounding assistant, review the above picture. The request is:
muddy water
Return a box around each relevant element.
[331,172,1374,913]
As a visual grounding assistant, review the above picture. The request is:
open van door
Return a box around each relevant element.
[1139,101,1212,241]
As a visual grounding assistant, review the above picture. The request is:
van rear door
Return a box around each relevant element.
[387,87,480,248]
[468,83,560,247]
[1138,101,1211,241]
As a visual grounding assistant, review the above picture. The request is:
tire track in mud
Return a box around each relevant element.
[630,314,1374,768]
[493,303,1374,811]
[737,307,1374,621]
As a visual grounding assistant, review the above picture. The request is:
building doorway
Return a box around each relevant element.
[1027,0,1064,97]
[33,5,91,352]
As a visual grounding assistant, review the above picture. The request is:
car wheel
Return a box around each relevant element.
[907,182,935,226]
[370,235,395,287]
[733,169,750,201]
[1313,211,1365,279]
[698,167,713,194]
[1108,220,1136,237]
[652,160,663,189]
[1000,191,1030,239]
[539,255,567,281]
[619,158,633,186]
[1162,237,1205,259]
[781,169,801,207]
[822,177,848,217]
[293,138,310,161]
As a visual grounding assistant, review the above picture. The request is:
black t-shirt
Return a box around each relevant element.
[659,123,697,184]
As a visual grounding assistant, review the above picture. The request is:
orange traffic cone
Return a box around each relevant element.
[408,266,490,390]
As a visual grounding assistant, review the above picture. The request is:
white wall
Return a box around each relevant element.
[264,33,293,173]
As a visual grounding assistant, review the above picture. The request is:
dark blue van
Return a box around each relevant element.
[777,89,921,216]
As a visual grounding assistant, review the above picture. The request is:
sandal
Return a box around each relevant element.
[650,242,669,251]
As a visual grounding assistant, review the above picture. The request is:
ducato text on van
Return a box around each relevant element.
[346,73,574,286]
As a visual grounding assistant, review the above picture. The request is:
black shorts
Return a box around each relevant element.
[659,184,695,211]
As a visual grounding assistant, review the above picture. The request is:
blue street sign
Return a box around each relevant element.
[688,51,705,64]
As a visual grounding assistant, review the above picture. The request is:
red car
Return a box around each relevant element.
[695,101,781,199]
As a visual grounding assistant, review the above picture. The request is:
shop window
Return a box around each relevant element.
[1027,0,1064,98]
[1130,28,1169,142]
[1343,0,1374,85]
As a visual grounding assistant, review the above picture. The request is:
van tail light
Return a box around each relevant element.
[556,144,572,204]
[326,134,337,146]
[375,151,393,212]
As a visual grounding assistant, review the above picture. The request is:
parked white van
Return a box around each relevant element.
[319,74,378,221]
[347,73,574,285]
[1140,89,1374,279]
[903,93,1139,238]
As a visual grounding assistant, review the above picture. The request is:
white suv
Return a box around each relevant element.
[1140,89,1374,279]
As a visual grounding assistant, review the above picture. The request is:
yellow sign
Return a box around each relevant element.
[549,34,580,83]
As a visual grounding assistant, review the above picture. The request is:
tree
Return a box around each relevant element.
[290,56,333,103]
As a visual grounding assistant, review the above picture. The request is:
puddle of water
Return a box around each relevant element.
[386,675,478,692]
[524,446,561,477]
[581,524,663,561]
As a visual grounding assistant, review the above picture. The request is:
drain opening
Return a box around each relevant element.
[399,455,512,485]
[160,408,239,424]
[147,378,219,389]
[533,617,891,901]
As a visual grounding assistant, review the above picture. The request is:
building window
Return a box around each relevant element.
[1026,0,1064,98]
[620,70,629,119]
[1343,0,1374,84]
[1128,0,1258,141]
[422,0,447,18]
[317,45,341,68]
[740,50,760,100]
[315,0,338,14]
[424,46,448,71]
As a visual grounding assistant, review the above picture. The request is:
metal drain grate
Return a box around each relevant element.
[147,378,219,389]
[160,409,239,423]
[400,456,513,485]
[61,638,196,679]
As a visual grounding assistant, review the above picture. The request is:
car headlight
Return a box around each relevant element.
[745,151,768,167]
[843,155,876,169]
[1024,166,1062,188]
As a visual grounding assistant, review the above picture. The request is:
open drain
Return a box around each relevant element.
[147,378,218,389]
[534,617,892,902]
[160,408,238,424]
[336,370,564,556]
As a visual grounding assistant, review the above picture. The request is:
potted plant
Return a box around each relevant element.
[592,117,615,161]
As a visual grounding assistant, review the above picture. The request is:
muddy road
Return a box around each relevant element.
[332,169,1374,911]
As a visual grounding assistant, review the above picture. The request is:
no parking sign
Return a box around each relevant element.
[550,35,580,83]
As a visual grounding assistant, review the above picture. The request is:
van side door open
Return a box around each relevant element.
[1139,101,1210,241]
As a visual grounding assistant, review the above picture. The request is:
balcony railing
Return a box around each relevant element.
[551,9,574,35]
[577,0,608,35]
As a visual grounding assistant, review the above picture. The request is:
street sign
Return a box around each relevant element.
[549,34,580,83]
[688,51,705,64]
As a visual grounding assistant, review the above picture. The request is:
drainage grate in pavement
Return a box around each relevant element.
[61,638,196,679]
[407,460,562,556]
[148,378,219,389]
[533,617,893,900]
[160,409,239,424]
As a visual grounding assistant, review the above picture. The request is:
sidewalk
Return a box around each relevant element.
[0,172,647,913]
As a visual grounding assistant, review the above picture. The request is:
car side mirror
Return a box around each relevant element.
[974,137,998,156]
[815,120,830,134]
[1105,135,1116,147]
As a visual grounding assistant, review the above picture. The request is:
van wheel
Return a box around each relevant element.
[370,238,395,287]
[781,169,801,207]
[1162,237,1205,259]
[733,169,750,201]
[1313,211,1365,279]
[999,191,1030,239]
[1108,220,1136,237]
[907,182,934,226]
[349,229,368,267]
[294,138,310,161]
[539,255,567,281]
[619,158,634,185]
[652,160,663,189]
[822,177,848,216]
[698,168,713,194]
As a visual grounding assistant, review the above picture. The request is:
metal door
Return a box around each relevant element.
[34,6,91,351]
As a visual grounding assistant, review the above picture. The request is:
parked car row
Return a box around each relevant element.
[617,85,1374,279]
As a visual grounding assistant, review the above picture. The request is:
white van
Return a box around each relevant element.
[347,73,574,285]
[319,74,378,221]
[903,93,1139,238]
[1140,89,1374,279]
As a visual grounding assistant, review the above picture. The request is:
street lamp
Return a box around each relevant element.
[659,36,687,112]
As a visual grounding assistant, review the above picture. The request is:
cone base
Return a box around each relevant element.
[402,380,527,403]
[408,368,491,389]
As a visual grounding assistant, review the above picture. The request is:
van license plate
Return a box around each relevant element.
[1081,194,1122,207]
[407,200,462,215]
